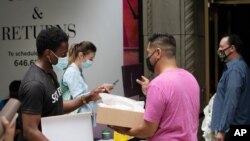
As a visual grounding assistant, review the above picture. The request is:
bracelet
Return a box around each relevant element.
[81,96,87,105]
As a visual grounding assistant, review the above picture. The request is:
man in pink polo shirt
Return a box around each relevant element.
[112,33,200,141]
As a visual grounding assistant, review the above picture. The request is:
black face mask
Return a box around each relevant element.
[146,50,157,72]
[217,46,232,62]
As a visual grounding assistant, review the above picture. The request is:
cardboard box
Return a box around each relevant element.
[96,105,144,128]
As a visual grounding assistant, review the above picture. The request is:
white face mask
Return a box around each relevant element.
[81,59,93,68]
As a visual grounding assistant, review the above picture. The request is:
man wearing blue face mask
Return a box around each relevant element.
[60,41,113,125]
[211,34,250,141]
[17,27,109,141]
[53,55,68,70]
[51,52,68,82]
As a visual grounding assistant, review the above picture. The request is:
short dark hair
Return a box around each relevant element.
[9,80,21,99]
[223,34,243,54]
[9,80,21,92]
[36,26,69,57]
[148,33,176,57]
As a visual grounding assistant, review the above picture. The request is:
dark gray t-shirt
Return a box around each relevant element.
[18,64,63,141]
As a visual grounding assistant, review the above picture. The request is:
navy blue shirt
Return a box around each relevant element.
[211,57,250,132]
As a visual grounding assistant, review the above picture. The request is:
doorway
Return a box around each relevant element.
[208,3,250,95]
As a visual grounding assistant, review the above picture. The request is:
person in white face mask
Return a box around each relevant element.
[60,41,113,124]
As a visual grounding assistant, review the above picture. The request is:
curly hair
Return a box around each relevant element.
[36,26,69,57]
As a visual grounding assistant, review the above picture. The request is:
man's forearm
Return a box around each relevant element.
[128,126,146,138]
[24,129,49,141]
[127,124,152,139]
[63,97,82,113]
[63,91,98,113]
[218,91,239,131]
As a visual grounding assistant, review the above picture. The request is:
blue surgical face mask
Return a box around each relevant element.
[50,50,68,70]
[82,59,93,68]
[54,57,68,70]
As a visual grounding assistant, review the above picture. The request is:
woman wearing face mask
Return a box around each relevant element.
[60,41,113,122]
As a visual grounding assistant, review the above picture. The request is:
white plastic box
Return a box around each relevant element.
[41,112,93,141]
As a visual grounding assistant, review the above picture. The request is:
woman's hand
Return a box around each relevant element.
[82,83,114,103]
[81,87,104,104]
[100,83,114,93]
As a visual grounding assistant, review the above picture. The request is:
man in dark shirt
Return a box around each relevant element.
[211,34,250,141]
[18,27,108,141]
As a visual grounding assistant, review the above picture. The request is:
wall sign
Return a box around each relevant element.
[0,0,123,99]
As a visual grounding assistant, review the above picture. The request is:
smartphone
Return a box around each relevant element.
[103,80,119,93]
[112,79,119,86]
